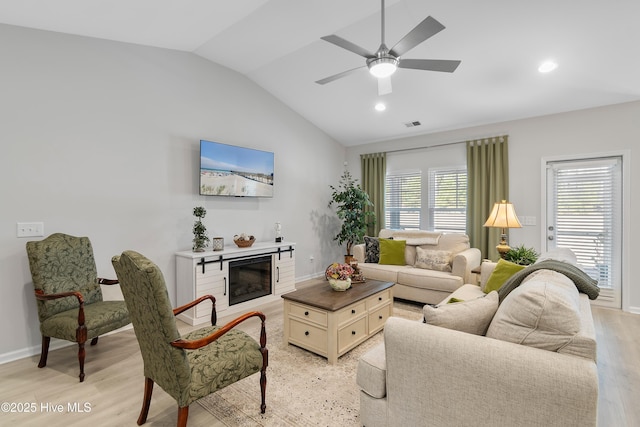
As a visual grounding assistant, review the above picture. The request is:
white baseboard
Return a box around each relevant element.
[0,324,133,365]
[627,305,640,315]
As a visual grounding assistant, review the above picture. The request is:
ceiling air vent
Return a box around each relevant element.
[404,121,421,128]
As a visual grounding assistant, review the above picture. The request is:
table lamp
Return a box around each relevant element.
[483,200,522,258]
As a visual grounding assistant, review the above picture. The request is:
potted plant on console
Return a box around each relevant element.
[192,206,210,252]
[329,170,375,264]
[503,244,539,265]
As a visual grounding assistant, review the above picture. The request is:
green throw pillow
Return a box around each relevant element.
[378,238,406,265]
[484,259,526,293]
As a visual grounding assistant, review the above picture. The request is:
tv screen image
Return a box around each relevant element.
[200,140,274,197]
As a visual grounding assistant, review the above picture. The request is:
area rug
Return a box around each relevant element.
[197,301,423,426]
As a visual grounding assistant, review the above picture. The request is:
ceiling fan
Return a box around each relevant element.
[315,0,461,95]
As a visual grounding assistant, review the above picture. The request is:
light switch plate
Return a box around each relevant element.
[17,222,44,237]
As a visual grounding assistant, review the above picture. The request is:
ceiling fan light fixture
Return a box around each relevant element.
[368,57,398,78]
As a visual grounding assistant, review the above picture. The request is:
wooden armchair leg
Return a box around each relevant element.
[177,406,189,427]
[90,337,99,345]
[77,341,86,382]
[260,347,268,414]
[38,336,50,368]
[137,377,154,426]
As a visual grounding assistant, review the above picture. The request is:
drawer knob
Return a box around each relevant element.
[351,309,356,314]
[378,297,382,301]
[304,311,309,316]
[305,331,309,336]
[379,315,383,320]
[352,330,356,335]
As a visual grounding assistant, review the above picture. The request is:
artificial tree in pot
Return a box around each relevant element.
[329,170,375,263]
[192,206,210,252]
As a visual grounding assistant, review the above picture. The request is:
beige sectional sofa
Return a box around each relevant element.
[352,229,481,304]
[357,258,599,427]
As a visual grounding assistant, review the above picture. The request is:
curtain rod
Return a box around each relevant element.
[381,134,507,155]
[384,139,465,154]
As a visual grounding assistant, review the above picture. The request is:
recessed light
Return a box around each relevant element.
[375,103,386,111]
[538,60,558,73]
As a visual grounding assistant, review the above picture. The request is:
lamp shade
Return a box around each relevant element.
[483,200,522,229]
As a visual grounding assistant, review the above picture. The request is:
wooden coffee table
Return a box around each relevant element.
[281,279,394,364]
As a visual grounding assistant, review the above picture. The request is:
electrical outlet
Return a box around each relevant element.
[17,222,44,237]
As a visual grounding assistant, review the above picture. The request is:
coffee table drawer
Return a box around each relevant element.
[368,303,392,334]
[366,289,392,309]
[337,301,366,326]
[289,318,328,353]
[289,302,328,327]
[338,316,367,353]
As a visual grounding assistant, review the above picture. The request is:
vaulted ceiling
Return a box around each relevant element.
[2,0,639,146]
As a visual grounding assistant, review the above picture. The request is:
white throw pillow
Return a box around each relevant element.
[415,247,452,272]
[486,272,581,352]
[423,291,499,335]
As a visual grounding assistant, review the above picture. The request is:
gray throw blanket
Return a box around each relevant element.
[497,259,600,302]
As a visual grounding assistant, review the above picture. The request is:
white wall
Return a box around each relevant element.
[0,24,347,360]
[347,101,640,313]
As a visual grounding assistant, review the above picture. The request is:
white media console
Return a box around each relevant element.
[175,241,296,325]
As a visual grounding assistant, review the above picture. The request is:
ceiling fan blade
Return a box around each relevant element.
[398,59,461,73]
[378,76,392,96]
[315,66,366,85]
[389,16,445,57]
[321,35,376,59]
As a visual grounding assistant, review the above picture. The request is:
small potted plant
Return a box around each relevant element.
[503,244,539,265]
[192,206,210,252]
[328,170,375,263]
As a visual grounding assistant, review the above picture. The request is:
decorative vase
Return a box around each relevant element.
[212,237,224,251]
[329,277,351,291]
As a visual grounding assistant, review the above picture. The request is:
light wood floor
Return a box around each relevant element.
[1,291,638,426]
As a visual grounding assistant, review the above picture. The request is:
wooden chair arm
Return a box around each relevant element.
[171,311,266,350]
[172,295,216,316]
[34,289,87,328]
[35,288,85,304]
[98,278,119,285]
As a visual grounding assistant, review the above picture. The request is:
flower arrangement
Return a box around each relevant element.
[325,263,355,281]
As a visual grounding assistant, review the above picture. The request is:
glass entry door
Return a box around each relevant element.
[545,156,622,308]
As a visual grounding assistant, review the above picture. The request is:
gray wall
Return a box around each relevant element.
[347,101,640,313]
[0,24,346,360]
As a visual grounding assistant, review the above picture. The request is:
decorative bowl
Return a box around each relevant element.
[233,235,255,248]
[328,278,351,291]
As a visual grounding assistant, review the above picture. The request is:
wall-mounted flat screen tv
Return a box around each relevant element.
[200,140,274,197]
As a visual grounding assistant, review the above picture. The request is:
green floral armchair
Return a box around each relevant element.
[111,250,267,427]
[26,233,130,382]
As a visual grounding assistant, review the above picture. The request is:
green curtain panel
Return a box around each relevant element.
[361,152,386,236]
[466,136,509,260]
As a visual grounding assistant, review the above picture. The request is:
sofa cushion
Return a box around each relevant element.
[391,230,441,245]
[423,291,499,335]
[414,247,452,272]
[379,238,406,265]
[356,342,387,398]
[486,271,582,353]
[484,259,525,293]
[397,268,463,293]
[364,236,381,263]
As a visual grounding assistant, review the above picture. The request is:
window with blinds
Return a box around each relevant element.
[385,171,421,230]
[428,167,467,233]
[547,156,622,307]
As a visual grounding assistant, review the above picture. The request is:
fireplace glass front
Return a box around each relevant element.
[228,255,272,306]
